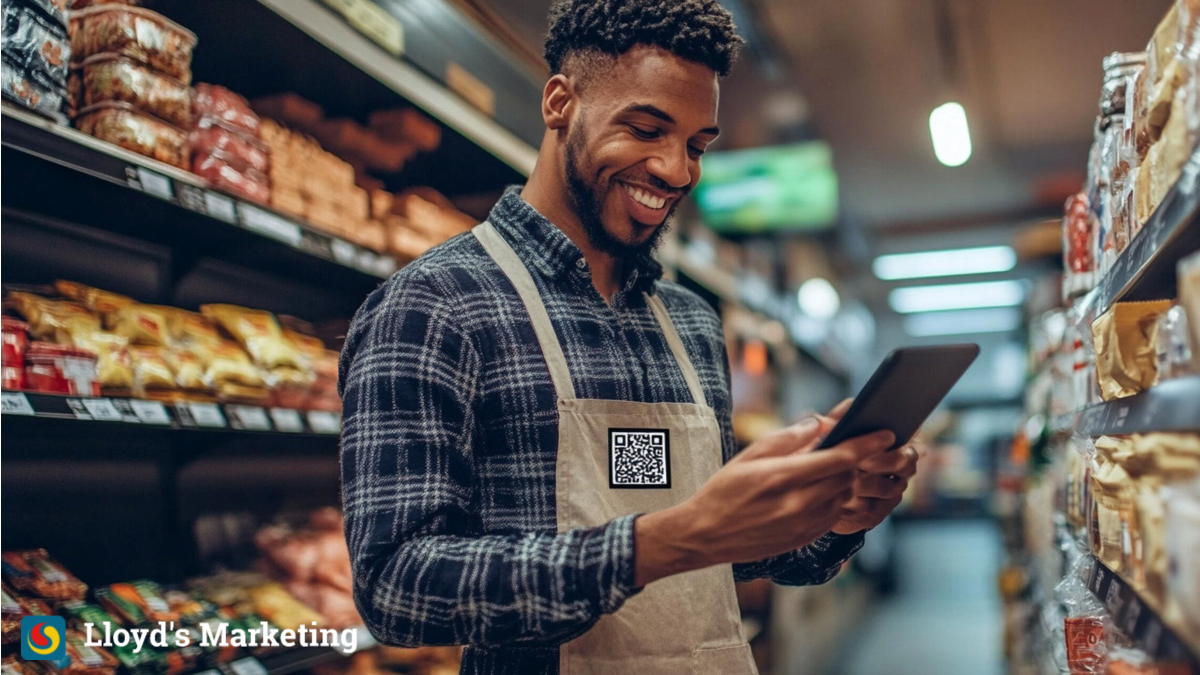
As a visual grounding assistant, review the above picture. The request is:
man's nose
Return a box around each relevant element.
[646,143,692,190]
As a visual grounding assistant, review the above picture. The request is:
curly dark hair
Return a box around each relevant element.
[544,0,742,78]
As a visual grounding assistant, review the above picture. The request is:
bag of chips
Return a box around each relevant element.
[201,304,305,371]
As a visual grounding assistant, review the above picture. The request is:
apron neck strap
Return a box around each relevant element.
[473,221,577,400]
[472,221,707,407]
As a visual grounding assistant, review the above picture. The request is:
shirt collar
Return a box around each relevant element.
[485,186,664,295]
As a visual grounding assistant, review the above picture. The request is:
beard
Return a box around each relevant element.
[564,123,677,261]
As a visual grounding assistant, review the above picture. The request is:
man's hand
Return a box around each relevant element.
[813,399,923,535]
[633,418,894,587]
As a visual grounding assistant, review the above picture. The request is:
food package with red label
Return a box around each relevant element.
[24,342,100,396]
[1,317,29,390]
[68,5,196,82]
[1063,192,1099,299]
[73,53,191,127]
[192,151,271,205]
[74,101,188,169]
[189,117,269,173]
[200,304,305,372]
[1,549,88,601]
[192,83,259,135]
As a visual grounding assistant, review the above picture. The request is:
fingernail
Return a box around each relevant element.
[797,417,819,432]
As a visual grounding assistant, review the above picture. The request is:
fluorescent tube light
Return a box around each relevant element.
[873,246,1016,280]
[889,280,1025,313]
[930,102,972,167]
[903,308,1022,336]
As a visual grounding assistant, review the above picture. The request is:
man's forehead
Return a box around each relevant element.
[588,46,719,125]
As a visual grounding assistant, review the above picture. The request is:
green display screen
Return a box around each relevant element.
[693,141,838,233]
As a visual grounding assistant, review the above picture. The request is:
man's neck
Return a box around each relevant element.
[520,162,623,302]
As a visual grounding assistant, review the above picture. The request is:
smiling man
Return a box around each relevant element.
[338,2,919,674]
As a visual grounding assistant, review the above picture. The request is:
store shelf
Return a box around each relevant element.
[1077,146,1200,331]
[1088,559,1200,669]
[199,627,377,675]
[1,391,341,436]
[1061,375,1200,437]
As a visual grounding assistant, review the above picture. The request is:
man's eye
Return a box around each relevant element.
[630,126,660,140]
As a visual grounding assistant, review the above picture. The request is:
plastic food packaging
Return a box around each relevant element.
[106,303,171,346]
[96,580,179,626]
[3,3,70,85]
[189,118,270,173]
[1092,300,1173,400]
[200,304,305,372]
[192,83,259,135]
[2,318,29,390]
[63,630,119,675]
[66,329,133,392]
[74,53,191,128]
[1,549,87,600]
[24,342,100,395]
[2,57,69,123]
[128,345,176,398]
[1164,476,1200,636]
[1063,192,1098,298]
[1154,305,1194,382]
[55,280,133,314]
[1056,555,1109,675]
[192,151,271,205]
[23,0,70,27]
[74,101,188,169]
[68,5,196,82]
[1180,251,1200,372]
[70,0,140,9]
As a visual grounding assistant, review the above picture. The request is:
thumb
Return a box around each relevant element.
[737,417,821,461]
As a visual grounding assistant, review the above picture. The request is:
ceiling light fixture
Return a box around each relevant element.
[889,280,1025,313]
[929,102,972,167]
[873,245,1016,280]
[797,278,841,320]
[903,307,1022,336]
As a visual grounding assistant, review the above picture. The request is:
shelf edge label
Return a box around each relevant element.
[1,391,35,415]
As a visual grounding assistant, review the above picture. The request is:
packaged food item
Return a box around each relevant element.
[24,342,100,395]
[70,0,141,8]
[1091,441,1131,572]
[368,107,442,152]
[74,101,188,169]
[3,3,69,85]
[1,549,87,600]
[1180,251,1200,371]
[2,56,68,123]
[1092,300,1173,400]
[251,93,323,127]
[192,83,259,134]
[1154,305,1194,382]
[54,280,134,315]
[2,317,30,390]
[244,582,325,631]
[107,303,171,346]
[128,345,176,398]
[1164,476,1200,635]
[1057,555,1109,675]
[165,349,207,394]
[164,309,221,346]
[192,152,271,205]
[200,304,305,371]
[74,53,191,128]
[23,0,70,28]
[1063,192,1098,297]
[63,630,119,675]
[189,118,270,173]
[68,5,196,82]
[96,580,178,626]
[1,584,25,644]
[67,330,133,392]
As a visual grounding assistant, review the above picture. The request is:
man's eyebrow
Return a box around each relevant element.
[622,103,720,136]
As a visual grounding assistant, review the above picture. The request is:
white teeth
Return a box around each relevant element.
[625,184,666,210]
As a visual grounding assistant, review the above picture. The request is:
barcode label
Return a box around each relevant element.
[138,167,174,200]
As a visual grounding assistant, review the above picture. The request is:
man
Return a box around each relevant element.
[339,1,919,673]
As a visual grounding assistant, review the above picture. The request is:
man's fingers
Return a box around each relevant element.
[828,398,853,420]
[856,472,909,499]
[858,445,920,477]
[738,418,822,460]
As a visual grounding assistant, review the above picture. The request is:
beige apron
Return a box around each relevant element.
[473,222,756,675]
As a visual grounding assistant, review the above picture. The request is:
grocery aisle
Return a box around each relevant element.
[826,520,1005,675]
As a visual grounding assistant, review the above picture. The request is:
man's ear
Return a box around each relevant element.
[542,73,573,131]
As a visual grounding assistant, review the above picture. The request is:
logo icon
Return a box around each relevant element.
[21,616,66,660]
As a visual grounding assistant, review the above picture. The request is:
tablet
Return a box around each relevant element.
[817,344,980,451]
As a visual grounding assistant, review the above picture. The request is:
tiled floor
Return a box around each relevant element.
[828,519,1006,675]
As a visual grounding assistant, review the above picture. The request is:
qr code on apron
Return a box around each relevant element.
[609,429,671,488]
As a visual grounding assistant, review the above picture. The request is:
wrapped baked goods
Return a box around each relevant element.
[190,118,270,173]
[54,280,134,315]
[192,83,259,135]
[128,345,176,399]
[107,303,172,346]
[166,348,208,394]
[192,151,271,205]
[73,53,191,127]
[68,6,196,82]
[67,329,133,392]
[201,304,305,371]
[1092,300,1173,400]
[74,101,189,169]
[1,549,87,601]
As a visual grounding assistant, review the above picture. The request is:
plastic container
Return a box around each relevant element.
[73,52,191,127]
[74,100,188,169]
[190,118,270,173]
[192,83,259,135]
[2,318,30,390]
[192,151,271,205]
[2,57,68,124]
[3,2,70,84]
[24,343,100,395]
[68,5,196,82]
[70,0,140,9]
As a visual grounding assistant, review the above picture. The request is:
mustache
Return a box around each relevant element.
[620,174,690,198]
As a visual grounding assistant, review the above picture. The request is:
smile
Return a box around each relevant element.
[622,183,667,210]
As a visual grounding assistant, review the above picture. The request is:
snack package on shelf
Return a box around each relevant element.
[1089,439,1132,573]
[1180,251,1200,372]
[1,584,24,644]
[1056,555,1110,675]
[1092,300,1173,400]
[2,318,30,390]
[106,303,171,346]
[2,2,70,123]
[1063,192,1099,299]
[1153,305,1194,382]
[190,120,270,173]
[74,101,189,169]
[1,549,87,601]
[67,5,195,83]
[192,151,271,205]
[70,53,191,128]
[254,509,358,628]
[199,304,305,372]
[368,107,442,153]
[192,83,259,136]
[23,342,99,395]
[1164,475,1200,637]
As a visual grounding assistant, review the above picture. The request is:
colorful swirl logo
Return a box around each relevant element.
[26,622,60,656]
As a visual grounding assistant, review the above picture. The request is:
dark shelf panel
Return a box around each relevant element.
[1088,559,1200,670]
[2,391,341,437]
[1064,375,1200,436]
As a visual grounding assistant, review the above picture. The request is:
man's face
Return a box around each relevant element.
[563,45,720,259]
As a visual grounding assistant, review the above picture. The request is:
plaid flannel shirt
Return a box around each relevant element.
[338,187,865,674]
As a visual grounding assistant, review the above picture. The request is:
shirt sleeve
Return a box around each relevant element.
[708,330,864,585]
[338,270,640,648]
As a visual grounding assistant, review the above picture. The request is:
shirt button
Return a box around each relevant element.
[575,258,587,269]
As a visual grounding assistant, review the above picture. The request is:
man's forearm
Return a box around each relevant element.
[632,504,712,587]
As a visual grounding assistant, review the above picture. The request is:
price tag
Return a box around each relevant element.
[269,407,305,433]
[130,399,171,425]
[238,204,303,246]
[227,405,271,431]
[228,658,267,675]
[306,410,341,434]
[204,191,238,223]
[342,0,404,55]
[82,398,125,422]
[137,167,174,200]
[331,239,358,266]
[356,250,379,274]
[193,670,221,675]
[373,255,397,277]
[1,391,34,415]
[177,402,226,428]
